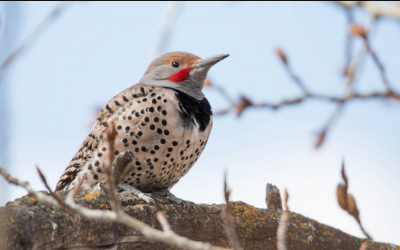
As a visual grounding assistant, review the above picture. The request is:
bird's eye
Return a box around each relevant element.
[171,61,180,68]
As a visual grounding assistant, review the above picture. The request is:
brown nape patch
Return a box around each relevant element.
[144,51,201,75]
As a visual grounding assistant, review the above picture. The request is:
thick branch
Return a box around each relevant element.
[0,192,397,250]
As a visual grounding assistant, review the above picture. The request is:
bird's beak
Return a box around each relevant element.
[190,54,230,68]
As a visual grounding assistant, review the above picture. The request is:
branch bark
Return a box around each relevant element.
[0,192,397,250]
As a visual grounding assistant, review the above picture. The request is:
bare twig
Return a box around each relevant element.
[336,1,400,20]
[336,161,372,240]
[277,189,289,250]
[276,48,309,94]
[36,166,65,206]
[0,2,72,78]
[104,121,120,212]
[0,164,229,250]
[223,173,243,250]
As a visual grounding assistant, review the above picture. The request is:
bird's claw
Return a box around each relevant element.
[117,183,157,205]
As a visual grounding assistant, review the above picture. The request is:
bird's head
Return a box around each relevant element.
[140,51,229,100]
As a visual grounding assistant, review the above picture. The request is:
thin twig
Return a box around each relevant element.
[0,2,72,78]
[277,190,289,250]
[336,1,400,20]
[104,121,120,212]
[223,172,243,250]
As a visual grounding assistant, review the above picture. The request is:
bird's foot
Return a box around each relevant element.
[117,183,156,205]
[152,190,196,209]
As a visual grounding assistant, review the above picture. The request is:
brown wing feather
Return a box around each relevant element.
[55,83,154,191]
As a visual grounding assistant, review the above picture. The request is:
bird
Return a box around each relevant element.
[55,51,229,204]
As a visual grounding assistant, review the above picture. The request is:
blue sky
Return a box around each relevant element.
[1,1,399,245]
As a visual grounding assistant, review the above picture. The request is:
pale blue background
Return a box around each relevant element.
[1,1,399,245]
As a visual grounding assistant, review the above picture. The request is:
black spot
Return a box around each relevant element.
[130,132,135,137]
[162,110,167,116]
[137,100,141,104]
[183,164,186,168]
[125,126,130,131]
[157,128,162,134]
[154,158,159,162]
[140,87,145,95]
[154,117,159,122]
[142,98,147,102]
[138,131,143,136]
[163,161,167,165]
[123,138,128,143]
[138,167,142,171]
[170,158,174,162]
[157,106,162,112]
[131,172,135,176]
[180,150,184,155]
[149,107,155,112]
[97,167,102,173]
[144,117,150,122]
[136,161,141,166]
[133,94,138,98]
[154,145,160,150]
[115,101,121,106]
[141,109,145,114]
[166,153,170,158]
[124,143,129,147]
[93,174,99,180]
[168,148,173,152]
[106,104,112,112]
[163,99,167,103]
[150,150,155,154]
[95,161,99,166]
[157,96,162,100]
[117,125,122,130]
[150,125,155,130]
[141,121,146,126]
[160,139,166,144]
[128,116,132,120]
[88,164,93,170]
[164,130,169,135]
[98,152,103,157]
[190,154,193,158]
[102,147,107,151]
[131,110,136,115]
[135,112,140,117]
[173,141,178,146]
[141,147,147,152]
[162,120,167,126]
[152,99,157,104]
[135,148,140,152]
[123,96,129,102]
[114,150,119,155]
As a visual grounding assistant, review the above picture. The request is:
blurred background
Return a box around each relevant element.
[0,1,399,245]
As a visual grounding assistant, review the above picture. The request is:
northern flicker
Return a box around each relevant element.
[55,51,229,203]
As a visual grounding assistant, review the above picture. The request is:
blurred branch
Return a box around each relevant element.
[208,11,398,149]
[0,2,72,78]
[336,1,400,20]
[145,1,182,65]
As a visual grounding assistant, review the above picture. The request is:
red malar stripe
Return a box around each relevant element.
[169,67,192,82]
